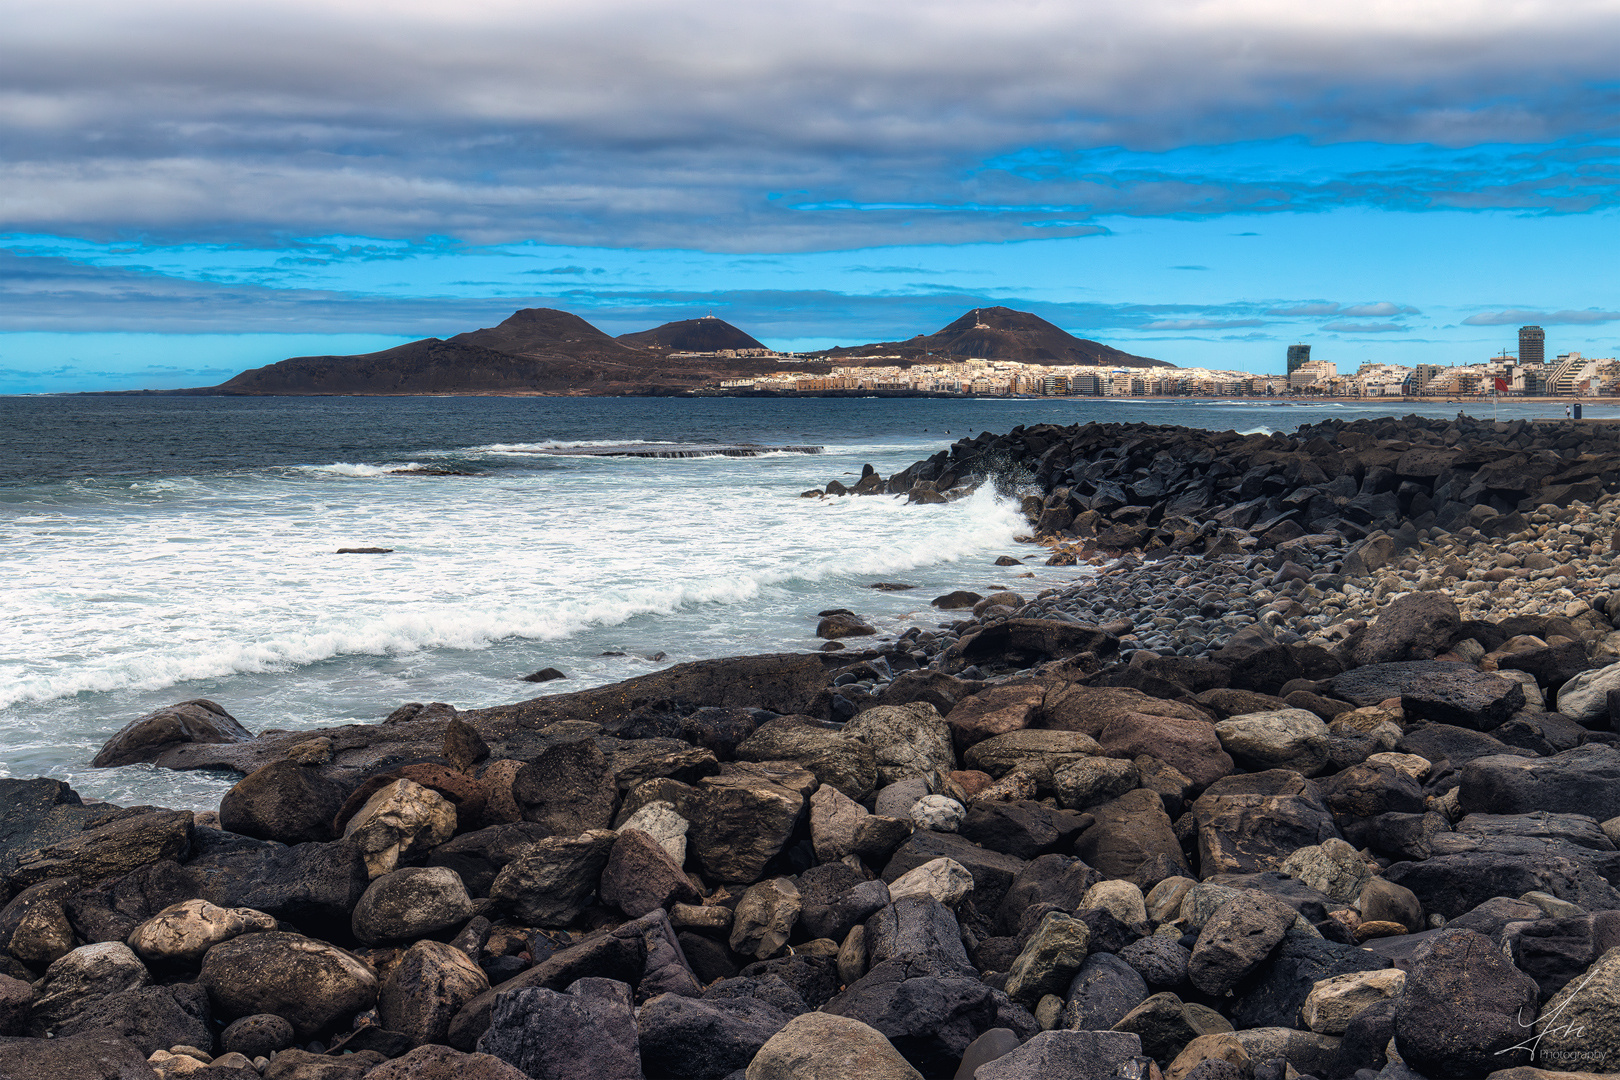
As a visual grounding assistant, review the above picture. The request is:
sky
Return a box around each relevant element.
[3,0,1619,392]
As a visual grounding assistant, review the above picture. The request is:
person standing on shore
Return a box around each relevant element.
[1568,403,1573,419]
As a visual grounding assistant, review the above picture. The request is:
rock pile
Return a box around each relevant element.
[8,419,1620,1079]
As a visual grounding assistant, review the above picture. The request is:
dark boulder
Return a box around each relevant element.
[1392,928,1539,1077]
[1458,744,1620,818]
[636,992,794,1080]
[1192,771,1340,878]
[882,832,1027,911]
[218,761,350,845]
[197,930,378,1039]
[92,699,252,768]
[49,981,211,1056]
[1075,789,1190,888]
[1399,669,1524,731]
[1348,593,1460,667]
[510,739,618,835]
[476,977,642,1080]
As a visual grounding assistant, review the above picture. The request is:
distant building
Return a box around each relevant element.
[1520,326,1545,366]
[1071,374,1102,396]
[1287,344,1311,375]
[1412,364,1446,394]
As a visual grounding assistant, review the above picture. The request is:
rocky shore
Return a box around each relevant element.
[7,415,1620,1080]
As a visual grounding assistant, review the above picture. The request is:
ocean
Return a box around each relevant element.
[1,393,1608,810]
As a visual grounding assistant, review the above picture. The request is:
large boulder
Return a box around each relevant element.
[1534,946,1620,1065]
[1097,714,1233,791]
[487,829,617,927]
[8,810,193,890]
[1039,685,1213,739]
[730,878,802,961]
[1004,911,1091,1007]
[189,837,370,940]
[1400,668,1525,730]
[1459,745,1620,819]
[881,832,1027,910]
[48,981,211,1056]
[126,899,278,965]
[476,977,641,1080]
[426,822,554,897]
[843,703,955,785]
[599,828,700,918]
[965,730,1106,788]
[0,1030,160,1080]
[341,779,458,879]
[93,699,252,768]
[1392,928,1540,1077]
[1556,661,1620,724]
[378,940,489,1048]
[1191,771,1340,878]
[26,942,150,1036]
[736,717,878,801]
[1075,788,1190,888]
[1061,951,1149,1030]
[197,931,378,1039]
[1187,893,1297,996]
[1349,592,1461,666]
[945,685,1046,750]
[1230,936,1392,1031]
[637,992,795,1080]
[218,760,349,846]
[745,1012,923,1080]
[1213,710,1331,776]
[363,1045,528,1080]
[688,772,806,885]
[351,866,476,945]
[510,739,619,835]
[975,1029,1148,1080]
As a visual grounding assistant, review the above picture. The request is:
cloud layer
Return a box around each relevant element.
[4,0,1620,249]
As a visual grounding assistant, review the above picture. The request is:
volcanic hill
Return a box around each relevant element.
[617,316,766,352]
[820,306,1171,368]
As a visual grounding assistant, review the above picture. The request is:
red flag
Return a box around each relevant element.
[1494,377,1509,392]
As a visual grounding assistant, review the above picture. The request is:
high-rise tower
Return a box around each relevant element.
[1287,344,1311,375]
[1519,325,1545,366]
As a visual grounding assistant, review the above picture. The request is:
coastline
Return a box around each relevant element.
[7,413,1620,1078]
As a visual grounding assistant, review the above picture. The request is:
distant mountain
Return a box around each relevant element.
[181,303,1165,396]
[617,316,766,352]
[449,307,637,358]
[825,306,1172,369]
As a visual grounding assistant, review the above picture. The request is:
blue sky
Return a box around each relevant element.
[3,0,1619,392]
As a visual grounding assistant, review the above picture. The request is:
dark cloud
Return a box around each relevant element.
[1462,308,1620,325]
[2,2,1619,249]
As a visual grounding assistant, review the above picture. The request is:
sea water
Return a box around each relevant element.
[1,393,1606,809]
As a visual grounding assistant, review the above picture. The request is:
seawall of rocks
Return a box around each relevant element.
[5,418,1620,1080]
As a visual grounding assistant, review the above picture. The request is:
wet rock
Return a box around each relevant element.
[341,779,458,879]
[1392,928,1540,1077]
[599,828,699,918]
[476,977,641,1080]
[487,829,617,927]
[351,866,476,945]
[511,739,618,835]
[637,992,795,1080]
[843,703,955,786]
[93,700,252,768]
[1187,892,1298,995]
[819,613,878,639]
[378,939,490,1048]
[197,931,378,1039]
[687,773,805,886]
[1214,709,1331,776]
[745,1011,923,1080]
[127,899,277,965]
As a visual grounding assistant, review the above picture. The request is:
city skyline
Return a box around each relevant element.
[3,0,1619,393]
